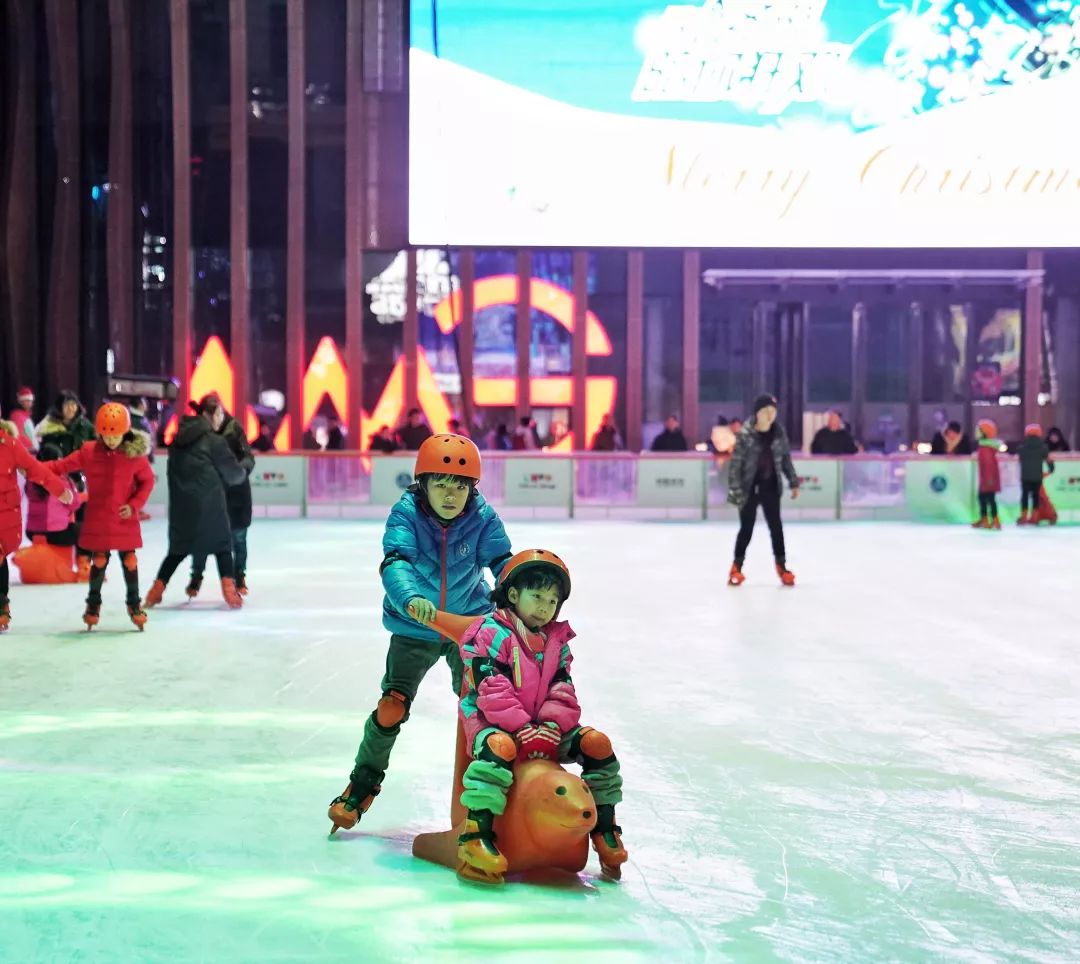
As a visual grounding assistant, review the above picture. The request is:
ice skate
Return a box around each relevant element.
[143,579,166,608]
[185,575,202,599]
[456,812,507,884]
[83,600,101,631]
[727,562,745,587]
[1017,511,1030,525]
[971,518,989,529]
[776,563,796,587]
[235,572,248,596]
[591,805,627,880]
[990,518,1001,530]
[127,603,148,631]
[221,577,243,609]
[328,777,381,834]
[0,596,10,633]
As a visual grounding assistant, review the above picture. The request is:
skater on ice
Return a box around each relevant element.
[184,393,255,598]
[727,393,800,587]
[143,396,249,610]
[455,549,627,883]
[0,412,73,632]
[46,403,155,630]
[1017,424,1054,526]
[327,433,512,834]
[972,419,1002,530]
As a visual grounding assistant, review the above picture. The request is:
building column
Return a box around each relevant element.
[682,250,701,443]
[1023,250,1045,427]
[286,0,306,448]
[626,250,644,453]
[515,250,531,421]
[170,0,193,405]
[572,251,589,448]
[229,0,250,422]
[107,0,135,373]
[344,0,365,448]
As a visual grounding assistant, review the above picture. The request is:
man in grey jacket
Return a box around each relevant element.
[726,394,800,587]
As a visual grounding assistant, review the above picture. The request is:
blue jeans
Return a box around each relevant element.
[191,527,249,579]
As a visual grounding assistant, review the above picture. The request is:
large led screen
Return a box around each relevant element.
[409,0,1080,247]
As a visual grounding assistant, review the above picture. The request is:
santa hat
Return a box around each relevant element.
[16,386,33,401]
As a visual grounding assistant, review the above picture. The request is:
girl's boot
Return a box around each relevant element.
[727,562,745,586]
[457,809,507,884]
[776,562,796,587]
[0,596,10,633]
[591,804,628,880]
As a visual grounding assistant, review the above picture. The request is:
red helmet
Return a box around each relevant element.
[977,418,998,440]
[498,549,572,604]
[415,433,482,482]
[95,402,131,437]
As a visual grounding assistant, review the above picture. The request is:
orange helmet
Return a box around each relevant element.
[95,402,131,437]
[976,418,997,440]
[415,433,482,482]
[1025,423,1043,437]
[498,549,572,604]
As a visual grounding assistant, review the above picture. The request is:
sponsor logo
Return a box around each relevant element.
[395,472,413,490]
[654,477,686,488]
[930,475,948,493]
[518,473,558,491]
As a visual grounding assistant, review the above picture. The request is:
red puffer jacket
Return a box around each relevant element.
[976,443,1001,494]
[50,434,155,552]
[0,421,68,556]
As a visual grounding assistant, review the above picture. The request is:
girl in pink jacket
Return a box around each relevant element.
[457,549,626,882]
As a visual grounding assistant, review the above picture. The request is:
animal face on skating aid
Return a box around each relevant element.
[517,764,597,852]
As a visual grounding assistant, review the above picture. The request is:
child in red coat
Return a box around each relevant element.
[973,418,1002,530]
[0,413,72,631]
[50,403,155,629]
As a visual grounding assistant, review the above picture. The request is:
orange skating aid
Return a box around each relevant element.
[220,578,243,609]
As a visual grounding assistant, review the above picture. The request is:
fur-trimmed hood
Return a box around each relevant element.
[120,430,151,458]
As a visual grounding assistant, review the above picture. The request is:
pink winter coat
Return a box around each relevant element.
[459,609,581,749]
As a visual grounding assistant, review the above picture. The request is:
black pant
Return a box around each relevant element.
[0,558,9,598]
[157,551,234,584]
[87,551,141,607]
[978,492,999,519]
[734,480,786,566]
[191,528,248,579]
[1020,481,1041,512]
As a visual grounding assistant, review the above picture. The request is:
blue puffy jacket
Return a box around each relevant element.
[380,487,512,642]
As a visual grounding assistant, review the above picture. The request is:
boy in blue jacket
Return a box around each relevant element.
[329,434,512,832]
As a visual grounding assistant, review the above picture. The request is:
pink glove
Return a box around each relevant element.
[515,724,561,762]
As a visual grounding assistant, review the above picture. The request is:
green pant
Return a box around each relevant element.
[461,725,623,815]
[351,634,463,787]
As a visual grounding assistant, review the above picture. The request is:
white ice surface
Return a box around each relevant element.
[1,518,1078,962]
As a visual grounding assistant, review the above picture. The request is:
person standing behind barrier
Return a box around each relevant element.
[143,399,248,610]
[590,413,622,451]
[10,387,37,451]
[397,408,433,450]
[650,415,689,452]
[810,410,859,455]
[727,394,800,587]
[1045,426,1070,453]
[931,421,973,455]
[185,393,255,598]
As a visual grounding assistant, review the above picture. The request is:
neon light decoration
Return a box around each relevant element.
[175,276,617,450]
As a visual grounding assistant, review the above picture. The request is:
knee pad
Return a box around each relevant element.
[479,731,517,765]
[122,552,138,571]
[579,727,613,762]
[92,553,109,569]
[375,690,409,728]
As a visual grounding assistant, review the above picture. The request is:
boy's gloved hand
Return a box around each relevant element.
[515,723,561,762]
[407,598,436,624]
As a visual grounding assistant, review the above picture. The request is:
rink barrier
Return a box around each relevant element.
[141,452,1080,523]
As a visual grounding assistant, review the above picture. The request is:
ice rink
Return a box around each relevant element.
[1,517,1078,962]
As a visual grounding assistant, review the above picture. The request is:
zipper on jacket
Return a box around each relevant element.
[438,527,448,614]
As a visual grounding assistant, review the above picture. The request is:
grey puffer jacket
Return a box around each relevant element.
[727,422,799,508]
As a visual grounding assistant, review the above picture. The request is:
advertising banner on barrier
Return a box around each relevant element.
[905,459,975,522]
[636,458,705,509]
[504,458,573,508]
[790,459,839,510]
[251,456,307,507]
[370,456,418,506]
[1043,458,1080,511]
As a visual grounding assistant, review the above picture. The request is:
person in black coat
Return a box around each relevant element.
[187,394,256,597]
[650,415,690,452]
[810,410,859,455]
[143,401,248,609]
[930,420,973,455]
